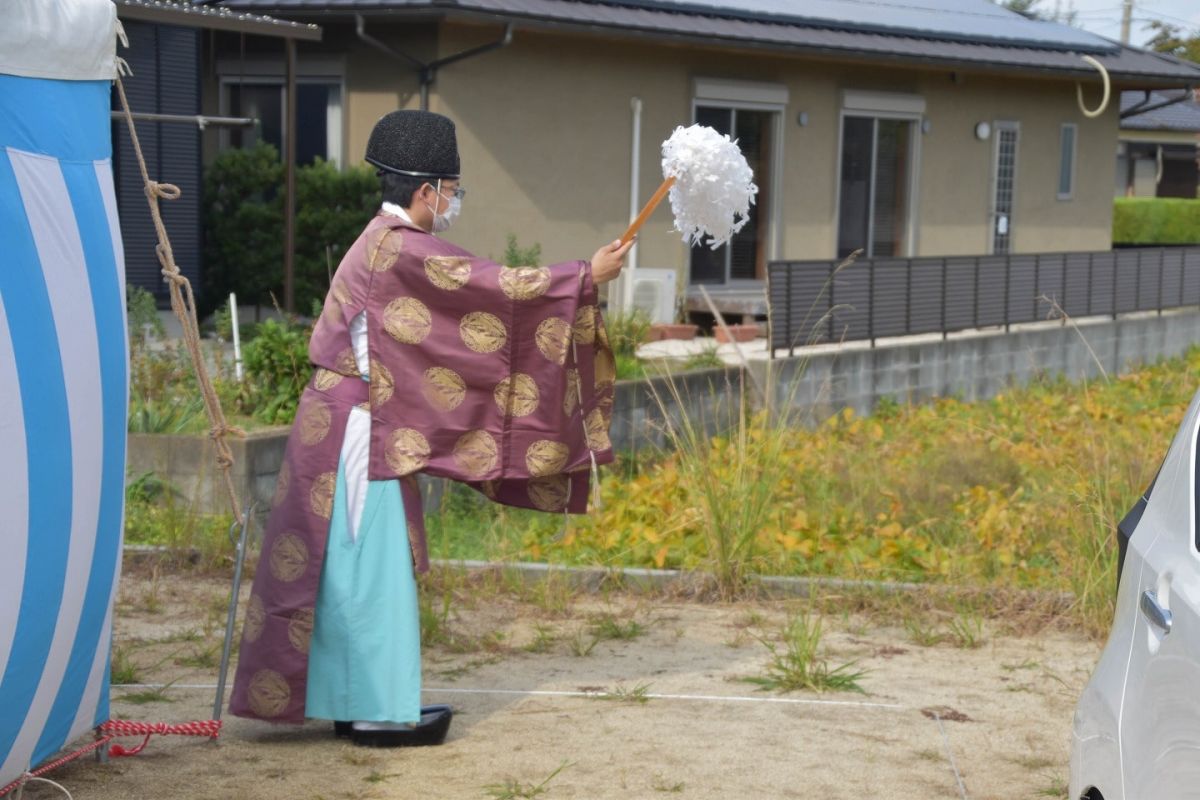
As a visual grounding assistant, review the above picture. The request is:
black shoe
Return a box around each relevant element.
[344,705,453,748]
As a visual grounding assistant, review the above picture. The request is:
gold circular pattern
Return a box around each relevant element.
[243,594,265,643]
[528,474,570,512]
[422,367,467,412]
[526,439,570,477]
[335,348,360,377]
[247,669,291,718]
[366,227,403,272]
[313,368,344,391]
[597,391,614,428]
[573,306,597,345]
[288,608,314,653]
[383,296,432,345]
[595,348,616,386]
[385,428,431,474]
[452,430,499,479]
[585,408,611,451]
[298,399,332,446]
[480,480,499,500]
[460,311,507,354]
[273,461,291,507]
[332,279,353,305]
[494,373,539,418]
[424,256,473,290]
[310,471,336,520]
[563,369,581,416]
[597,320,610,350]
[370,359,394,409]
[499,266,551,300]
[269,532,309,583]
[535,317,572,365]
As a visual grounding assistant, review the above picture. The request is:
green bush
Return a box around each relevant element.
[295,159,380,306]
[202,143,379,315]
[1113,198,1200,245]
[202,143,284,314]
[126,284,164,347]
[502,234,542,267]
[237,317,311,425]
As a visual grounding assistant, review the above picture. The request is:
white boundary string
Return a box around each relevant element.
[114,682,904,710]
[931,712,969,800]
[21,776,74,800]
[430,686,909,711]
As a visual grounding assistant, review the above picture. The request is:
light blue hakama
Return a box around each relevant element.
[305,455,422,724]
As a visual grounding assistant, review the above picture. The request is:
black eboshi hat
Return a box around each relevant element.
[364,110,460,180]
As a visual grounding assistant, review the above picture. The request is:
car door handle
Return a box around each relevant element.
[1141,589,1173,634]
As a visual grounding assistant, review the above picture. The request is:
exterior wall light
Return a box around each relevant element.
[796,111,808,127]
[975,121,991,140]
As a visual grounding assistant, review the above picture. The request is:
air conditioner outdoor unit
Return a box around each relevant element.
[630,268,677,324]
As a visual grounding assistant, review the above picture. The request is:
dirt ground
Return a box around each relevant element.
[25,564,1100,800]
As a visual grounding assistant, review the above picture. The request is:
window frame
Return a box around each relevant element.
[1057,122,1078,201]
[689,78,787,286]
[833,108,923,259]
[216,62,346,167]
[988,119,1021,256]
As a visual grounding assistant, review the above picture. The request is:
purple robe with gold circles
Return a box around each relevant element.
[229,214,615,723]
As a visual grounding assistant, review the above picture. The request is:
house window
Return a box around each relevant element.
[991,122,1020,255]
[689,79,785,285]
[221,78,343,166]
[1058,123,1076,200]
[836,91,922,259]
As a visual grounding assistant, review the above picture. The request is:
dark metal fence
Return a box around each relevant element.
[767,246,1200,356]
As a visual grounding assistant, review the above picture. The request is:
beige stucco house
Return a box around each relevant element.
[1118,89,1200,198]
[202,0,1200,316]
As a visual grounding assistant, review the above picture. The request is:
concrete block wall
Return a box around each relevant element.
[126,428,288,517]
[125,367,741,516]
[757,308,1200,421]
[127,309,1200,518]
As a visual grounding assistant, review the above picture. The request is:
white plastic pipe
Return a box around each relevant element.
[622,96,643,315]
[230,292,244,381]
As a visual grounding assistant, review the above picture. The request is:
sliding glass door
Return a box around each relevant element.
[689,105,774,284]
[837,116,915,259]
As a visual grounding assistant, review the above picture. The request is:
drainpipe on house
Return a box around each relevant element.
[622,96,643,316]
[354,15,512,112]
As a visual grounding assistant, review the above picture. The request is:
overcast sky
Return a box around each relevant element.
[1063,0,1200,47]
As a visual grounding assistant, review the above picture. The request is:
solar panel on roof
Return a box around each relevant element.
[596,0,1118,52]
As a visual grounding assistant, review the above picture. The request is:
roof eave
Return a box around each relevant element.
[214,1,1200,86]
[429,6,1200,88]
[117,0,323,40]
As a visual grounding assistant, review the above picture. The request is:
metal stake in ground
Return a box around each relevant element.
[214,502,256,722]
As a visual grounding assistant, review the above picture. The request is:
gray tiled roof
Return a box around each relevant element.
[214,0,1200,85]
[118,0,322,39]
[1121,90,1200,132]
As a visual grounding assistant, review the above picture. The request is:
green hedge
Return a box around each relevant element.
[1113,198,1200,245]
[202,143,379,315]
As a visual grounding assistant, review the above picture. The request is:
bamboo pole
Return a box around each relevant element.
[620,175,675,245]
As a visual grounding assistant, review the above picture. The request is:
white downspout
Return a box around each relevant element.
[622,96,643,315]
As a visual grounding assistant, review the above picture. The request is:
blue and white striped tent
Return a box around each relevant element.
[0,0,127,786]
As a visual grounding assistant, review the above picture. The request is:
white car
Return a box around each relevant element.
[1070,389,1200,799]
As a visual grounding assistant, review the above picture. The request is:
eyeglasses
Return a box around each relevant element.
[437,184,466,201]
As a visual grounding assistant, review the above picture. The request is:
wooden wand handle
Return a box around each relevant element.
[620,176,676,245]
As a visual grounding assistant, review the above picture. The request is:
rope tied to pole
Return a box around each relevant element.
[114,76,245,527]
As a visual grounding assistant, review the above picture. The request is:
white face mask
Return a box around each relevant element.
[424,180,461,233]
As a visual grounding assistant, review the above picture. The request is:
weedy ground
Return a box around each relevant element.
[68,565,1094,800]
[418,346,1200,637]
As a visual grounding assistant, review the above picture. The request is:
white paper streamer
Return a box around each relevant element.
[661,124,758,250]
